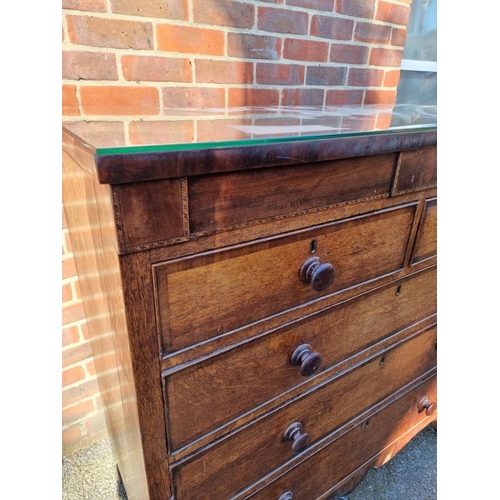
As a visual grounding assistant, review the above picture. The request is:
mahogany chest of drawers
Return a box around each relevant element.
[62,122,437,500]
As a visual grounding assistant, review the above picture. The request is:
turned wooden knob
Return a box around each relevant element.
[278,493,293,500]
[283,422,310,453]
[418,396,437,416]
[290,344,322,377]
[299,257,335,292]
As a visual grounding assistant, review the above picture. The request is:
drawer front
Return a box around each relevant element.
[248,375,437,500]
[411,198,437,264]
[172,327,437,500]
[188,154,396,233]
[165,266,436,451]
[155,204,416,353]
[392,147,437,195]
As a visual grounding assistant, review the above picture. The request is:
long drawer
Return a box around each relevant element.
[164,266,436,451]
[154,203,416,353]
[247,375,437,500]
[171,326,437,500]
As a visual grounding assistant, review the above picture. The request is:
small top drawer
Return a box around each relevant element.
[392,147,437,195]
[154,203,416,354]
[188,153,396,233]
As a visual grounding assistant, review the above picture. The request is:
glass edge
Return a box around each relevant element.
[91,124,437,156]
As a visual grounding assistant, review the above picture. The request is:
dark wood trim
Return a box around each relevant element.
[94,129,437,185]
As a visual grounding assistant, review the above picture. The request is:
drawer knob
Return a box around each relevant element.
[284,422,310,453]
[299,257,335,292]
[290,344,322,377]
[418,396,437,416]
[278,493,293,500]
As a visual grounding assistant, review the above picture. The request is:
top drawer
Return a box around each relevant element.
[154,204,416,354]
[392,147,437,195]
[188,153,396,233]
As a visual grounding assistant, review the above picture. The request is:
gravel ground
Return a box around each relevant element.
[62,424,436,499]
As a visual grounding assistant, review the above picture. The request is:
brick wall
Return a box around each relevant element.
[62,0,413,454]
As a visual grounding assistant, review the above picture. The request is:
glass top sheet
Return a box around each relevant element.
[62,104,437,155]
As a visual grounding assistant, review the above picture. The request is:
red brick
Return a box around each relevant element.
[287,0,334,10]
[193,0,254,28]
[62,379,100,407]
[384,69,400,87]
[256,63,304,85]
[62,365,86,387]
[62,257,77,279]
[157,24,224,56]
[80,86,160,116]
[391,27,407,47]
[63,400,95,425]
[284,39,329,62]
[228,88,280,108]
[325,89,363,106]
[364,89,397,105]
[122,55,192,82]
[197,119,253,142]
[228,33,282,60]
[60,121,126,148]
[110,0,188,20]
[306,66,347,86]
[281,88,325,107]
[66,15,153,50]
[63,51,118,81]
[62,283,73,303]
[63,342,94,369]
[129,120,195,145]
[63,325,80,347]
[330,44,369,64]
[258,6,308,35]
[62,0,107,12]
[62,208,68,229]
[354,22,391,44]
[73,280,82,299]
[62,425,81,447]
[335,0,375,20]
[80,322,90,340]
[163,87,225,109]
[62,85,80,117]
[369,48,404,67]
[196,60,254,85]
[86,359,96,376]
[376,1,410,26]
[310,15,353,41]
[348,68,384,87]
[376,112,393,130]
[62,301,86,326]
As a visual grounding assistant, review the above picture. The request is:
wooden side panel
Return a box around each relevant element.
[411,198,437,264]
[62,152,171,500]
[247,375,437,500]
[188,154,396,233]
[165,266,437,451]
[392,147,437,195]
[155,204,416,353]
[172,330,437,500]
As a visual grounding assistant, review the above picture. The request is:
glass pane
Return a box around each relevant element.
[403,0,437,62]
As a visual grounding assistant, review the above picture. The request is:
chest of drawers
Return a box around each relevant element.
[62,121,437,500]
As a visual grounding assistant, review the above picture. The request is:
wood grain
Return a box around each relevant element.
[164,266,436,451]
[246,375,437,500]
[411,198,437,264]
[156,204,416,353]
[392,147,437,195]
[188,154,396,233]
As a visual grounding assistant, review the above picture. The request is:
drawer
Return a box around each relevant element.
[154,204,416,353]
[411,198,437,264]
[392,147,437,195]
[171,327,437,500]
[247,375,437,500]
[164,266,437,451]
[188,154,396,233]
